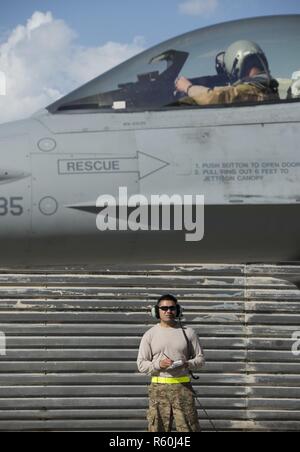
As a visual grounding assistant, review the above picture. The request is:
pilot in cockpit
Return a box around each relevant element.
[175,40,279,105]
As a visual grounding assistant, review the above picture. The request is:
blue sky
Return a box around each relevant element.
[1,0,300,124]
[1,0,300,48]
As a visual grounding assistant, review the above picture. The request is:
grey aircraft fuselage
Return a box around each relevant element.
[0,101,300,267]
[1,15,300,267]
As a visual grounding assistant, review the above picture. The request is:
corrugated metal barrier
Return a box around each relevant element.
[0,264,299,431]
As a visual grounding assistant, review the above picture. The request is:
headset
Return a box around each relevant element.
[151,293,183,319]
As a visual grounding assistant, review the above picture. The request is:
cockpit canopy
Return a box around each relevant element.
[47,15,300,113]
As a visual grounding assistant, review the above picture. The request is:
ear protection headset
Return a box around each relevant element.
[151,294,183,319]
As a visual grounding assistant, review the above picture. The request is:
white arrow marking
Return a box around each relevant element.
[58,152,170,180]
[138,151,170,180]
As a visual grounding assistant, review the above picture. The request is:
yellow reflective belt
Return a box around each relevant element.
[152,376,191,384]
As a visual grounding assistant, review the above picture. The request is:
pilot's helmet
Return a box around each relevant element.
[224,40,269,82]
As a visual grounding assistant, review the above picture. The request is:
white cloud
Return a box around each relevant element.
[0,11,145,124]
[179,0,218,16]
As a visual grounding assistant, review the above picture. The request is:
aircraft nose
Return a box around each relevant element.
[0,119,32,184]
[0,168,30,184]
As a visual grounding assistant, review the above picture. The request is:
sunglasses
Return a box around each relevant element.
[159,306,177,312]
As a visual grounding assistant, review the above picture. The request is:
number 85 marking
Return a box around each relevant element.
[0,197,23,216]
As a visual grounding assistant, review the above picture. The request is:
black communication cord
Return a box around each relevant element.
[178,319,218,433]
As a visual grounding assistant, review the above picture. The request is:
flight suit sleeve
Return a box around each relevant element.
[188,83,265,105]
[187,331,205,372]
[137,333,161,375]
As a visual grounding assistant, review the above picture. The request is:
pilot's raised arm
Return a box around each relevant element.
[175,40,279,106]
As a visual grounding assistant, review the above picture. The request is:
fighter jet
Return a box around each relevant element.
[0,14,300,266]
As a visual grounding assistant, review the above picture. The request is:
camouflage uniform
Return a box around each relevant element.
[183,76,279,106]
[147,383,200,432]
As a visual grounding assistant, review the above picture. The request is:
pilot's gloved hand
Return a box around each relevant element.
[175,77,193,95]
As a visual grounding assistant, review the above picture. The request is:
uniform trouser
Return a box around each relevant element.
[147,383,201,432]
